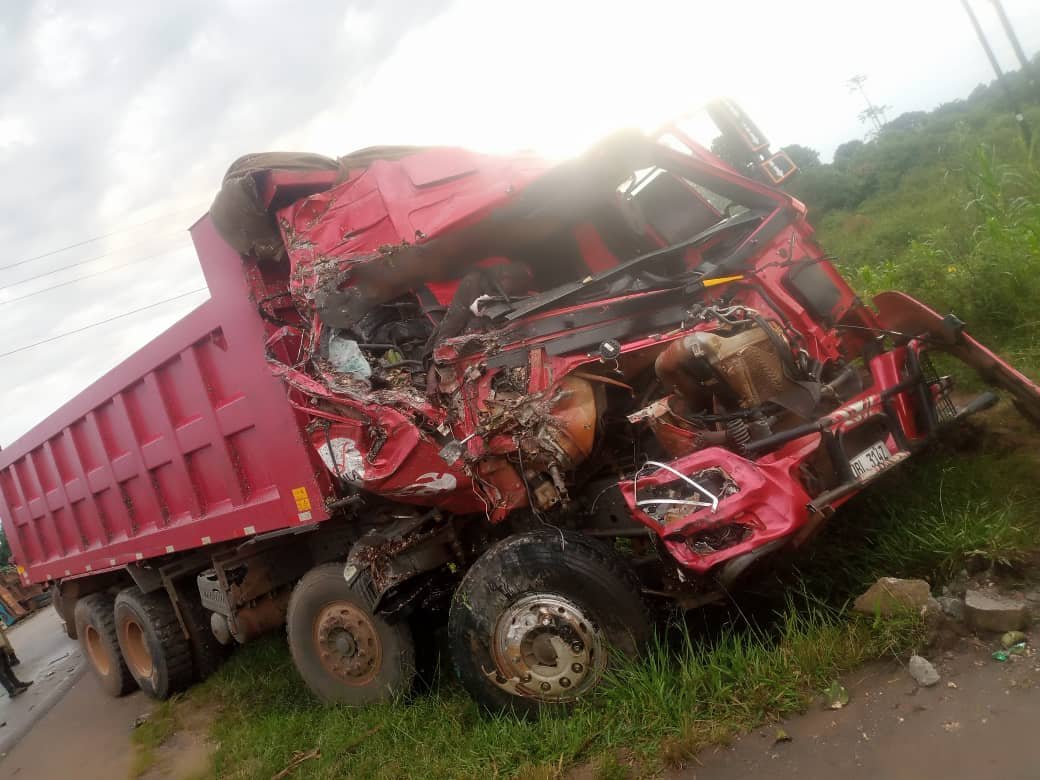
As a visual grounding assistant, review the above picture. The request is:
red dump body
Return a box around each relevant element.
[0,218,330,587]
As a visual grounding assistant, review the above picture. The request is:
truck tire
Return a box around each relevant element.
[287,564,415,706]
[175,587,231,681]
[114,588,194,699]
[448,529,650,717]
[74,593,136,697]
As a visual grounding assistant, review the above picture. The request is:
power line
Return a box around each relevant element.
[0,288,209,360]
[0,249,196,307]
[0,237,192,292]
[0,202,206,272]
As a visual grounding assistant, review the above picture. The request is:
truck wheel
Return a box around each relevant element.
[448,529,650,717]
[286,564,415,705]
[74,593,136,697]
[175,587,231,681]
[114,588,194,699]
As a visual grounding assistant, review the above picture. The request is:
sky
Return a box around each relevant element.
[0,0,1038,448]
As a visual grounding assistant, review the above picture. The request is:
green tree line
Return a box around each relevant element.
[779,56,1040,364]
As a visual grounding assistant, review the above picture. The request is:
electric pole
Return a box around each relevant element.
[960,0,1032,145]
[990,0,1038,96]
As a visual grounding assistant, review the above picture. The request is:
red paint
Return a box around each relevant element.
[0,218,330,584]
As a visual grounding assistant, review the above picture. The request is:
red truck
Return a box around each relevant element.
[2,102,1038,715]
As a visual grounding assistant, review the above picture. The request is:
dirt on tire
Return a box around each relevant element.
[448,529,650,717]
[74,592,137,697]
[286,564,416,705]
[114,587,194,700]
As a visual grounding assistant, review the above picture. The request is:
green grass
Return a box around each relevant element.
[189,602,917,780]
[825,143,1040,354]
[791,443,1040,600]
[170,436,1039,780]
[130,697,181,778]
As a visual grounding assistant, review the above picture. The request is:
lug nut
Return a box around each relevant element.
[571,642,583,653]
[560,677,571,688]
[540,682,552,692]
[521,673,532,682]
[571,663,583,673]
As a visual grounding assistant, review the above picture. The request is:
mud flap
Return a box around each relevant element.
[874,291,1040,427]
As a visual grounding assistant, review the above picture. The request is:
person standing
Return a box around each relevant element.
[0,624,31,697]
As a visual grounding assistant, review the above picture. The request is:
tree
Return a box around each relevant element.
[781,144,821,170]
[885,111,928,133]
[786,167,863,217]
[833,140,867,171]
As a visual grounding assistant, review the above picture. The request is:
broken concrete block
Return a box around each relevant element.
[908,655,940,686]
[853,577,932,616]
[964,589,1028,633]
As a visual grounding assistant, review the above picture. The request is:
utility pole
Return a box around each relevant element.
[959,0,1032,145]
[846,74,889,135]
[989,0,1038,96]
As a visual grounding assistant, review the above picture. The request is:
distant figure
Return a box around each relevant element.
[0,625,31,698]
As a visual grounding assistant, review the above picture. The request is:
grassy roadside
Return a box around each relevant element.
[130,697,181,778]
[190,606,917,780]
[132,415,1040,779]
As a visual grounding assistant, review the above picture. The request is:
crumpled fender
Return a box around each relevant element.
[874,291,1040,426]
[619,437,818,573]
[307,406,479,514]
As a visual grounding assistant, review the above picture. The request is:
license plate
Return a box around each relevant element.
[849,441,891,479]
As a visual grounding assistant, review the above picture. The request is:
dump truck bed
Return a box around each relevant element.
[0,217,328,587]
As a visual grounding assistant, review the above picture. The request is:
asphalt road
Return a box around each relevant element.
[0,607,83,756]
[682,631,1040,780]
[0,607,152,779]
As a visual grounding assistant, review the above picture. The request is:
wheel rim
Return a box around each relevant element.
[490,593,605,703]
[121,618,153,678]
[313,601,382,685]
[84,624,112,677]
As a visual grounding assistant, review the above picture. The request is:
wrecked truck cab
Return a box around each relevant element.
[207,105,1040,714]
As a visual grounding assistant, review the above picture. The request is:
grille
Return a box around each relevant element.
[197,570,230,615]
[919,352,957,424]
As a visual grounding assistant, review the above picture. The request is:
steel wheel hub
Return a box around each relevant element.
[121,618,153,679]
[489,593,605,702]
[84,624,111,677]
[314,602,381,685]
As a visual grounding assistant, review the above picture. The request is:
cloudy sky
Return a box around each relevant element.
[1,0,1037,448]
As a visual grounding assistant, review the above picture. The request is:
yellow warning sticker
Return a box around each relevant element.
[292,486,312,511]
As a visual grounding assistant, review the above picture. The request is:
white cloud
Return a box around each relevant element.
[0,116,32,149]
[289,0,1040,161]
